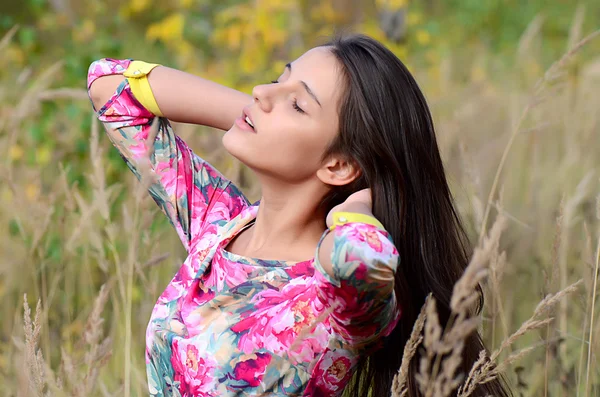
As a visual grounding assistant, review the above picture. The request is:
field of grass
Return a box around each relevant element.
[1,3,600,396]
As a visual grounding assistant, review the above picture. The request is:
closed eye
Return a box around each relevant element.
[270,79,305,114]
[292,99,305,114]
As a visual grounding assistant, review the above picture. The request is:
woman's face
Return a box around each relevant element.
[223,46,344,183]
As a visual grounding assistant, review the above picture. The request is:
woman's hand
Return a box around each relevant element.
[325,188,373,228]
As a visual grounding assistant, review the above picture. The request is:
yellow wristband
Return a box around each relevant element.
[123,60,164,117]
[329,211,385,231]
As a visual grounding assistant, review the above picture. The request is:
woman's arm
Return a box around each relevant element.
[314,190,400,348]
[89,64,252,130]
[87,59,251,250]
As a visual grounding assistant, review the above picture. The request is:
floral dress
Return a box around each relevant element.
[87,58,401,397]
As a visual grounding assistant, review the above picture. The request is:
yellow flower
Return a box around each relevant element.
[407,11,422,27]
[9,144,24,161]
[311,2,341,23]
[25,183,39,201]
[377,0,407,10]
[36,146,52,165]
[415,29,431,46]
[131,0,151,13]
[240,47,259,74]
[226,25,244,50]
[146,13,185,43]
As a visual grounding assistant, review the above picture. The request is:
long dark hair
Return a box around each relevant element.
[318,34,511,397]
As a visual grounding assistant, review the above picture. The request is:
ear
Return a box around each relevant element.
[316,156,361,187]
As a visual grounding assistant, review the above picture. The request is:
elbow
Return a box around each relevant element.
[87,60,103,109]
[88,74,125,112]
[87,59,124,111]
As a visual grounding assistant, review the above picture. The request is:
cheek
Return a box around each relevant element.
[223,120,336,181]
[279,137,321,168]
[265,128,334,179]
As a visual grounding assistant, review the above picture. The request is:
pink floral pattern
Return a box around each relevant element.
[171,339,218,396]
[230,278,331,365]
[88,58,401,396]
[305,348,356,394]
[232,353,272,387]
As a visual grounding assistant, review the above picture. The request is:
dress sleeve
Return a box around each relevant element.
[87,58,250,251]
[314,222,401,350]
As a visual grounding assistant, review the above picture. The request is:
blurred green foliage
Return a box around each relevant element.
[1,0,598,191]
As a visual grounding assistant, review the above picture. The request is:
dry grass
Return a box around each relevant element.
[1,19,599,397]
[387,26,600,396]
[392,294,429,397]
[387,27,600,396]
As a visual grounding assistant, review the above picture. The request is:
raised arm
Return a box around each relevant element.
[315,192,400,349]
[89,62,252,130]
[87,59,251,251]
[315,218,400,349]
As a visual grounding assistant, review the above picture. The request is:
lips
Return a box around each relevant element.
[234,107,257,133]
[243,107,256,130]
[243,110,255,129]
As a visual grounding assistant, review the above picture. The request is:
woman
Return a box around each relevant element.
[87,34,509,396]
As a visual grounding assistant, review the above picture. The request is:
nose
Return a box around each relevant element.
[252,83,275,113]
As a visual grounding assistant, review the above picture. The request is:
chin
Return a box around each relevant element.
[222,129,252,165]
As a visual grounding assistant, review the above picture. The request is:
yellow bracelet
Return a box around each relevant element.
[329,211,385,231]
[123,60,164,117]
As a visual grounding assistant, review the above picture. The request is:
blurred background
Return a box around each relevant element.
[1,0,600,396]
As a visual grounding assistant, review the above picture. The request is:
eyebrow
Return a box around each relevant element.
[285,63,322,108]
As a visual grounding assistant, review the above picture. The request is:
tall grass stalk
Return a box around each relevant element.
[477,29,600,245]
[585,227,600,395]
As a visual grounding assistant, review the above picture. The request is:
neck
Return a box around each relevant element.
[245,176,329,255]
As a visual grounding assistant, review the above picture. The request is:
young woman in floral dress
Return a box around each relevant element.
[87,34,509,397]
